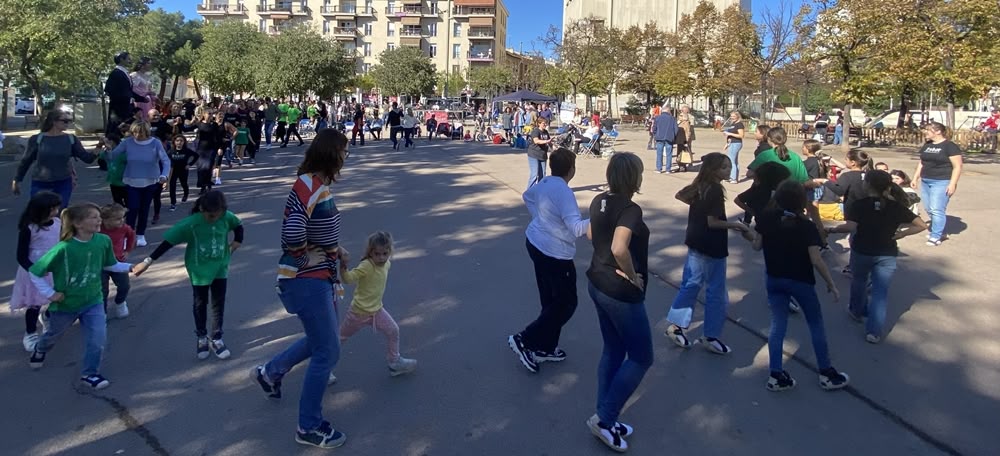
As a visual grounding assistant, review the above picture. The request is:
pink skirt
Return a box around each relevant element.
[10,267,51,311]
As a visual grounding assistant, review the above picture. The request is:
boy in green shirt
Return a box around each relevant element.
[281,105,304,147]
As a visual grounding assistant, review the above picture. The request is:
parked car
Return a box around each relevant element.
[15,98,35,114]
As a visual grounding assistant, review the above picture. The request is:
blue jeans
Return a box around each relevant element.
[264,278,340,431]
[264,120,275,145]
[666,250,729,339]
[766,276,831,372]
[35,301,107,376]
[30,178,73,209]
[726,142,743,181]
[316,119,328,131]
[655,141,673,172]
[588,282,653,426]
[849,253,897,337]
[126,183,161,235]
[920,178,950,241]
[527,156,546,190]
[833,125,843,145]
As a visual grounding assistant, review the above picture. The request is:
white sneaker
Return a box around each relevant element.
[22,332,39,352]
[388,357,417,377]
[115,302,130,319]
[214,177,222,185]
[136,235,147,247]
[328,373,338,385]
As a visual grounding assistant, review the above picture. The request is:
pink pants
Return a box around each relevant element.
[339,307,400,362]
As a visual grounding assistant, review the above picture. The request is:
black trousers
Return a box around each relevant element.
[110,185,128,207]
[351,127,365,146]
[389,125,401,148]
[169,166,190,205]
[275,121,287,141]
[283,123,302,145]
[192,278,227,339]
[520,238,578,353]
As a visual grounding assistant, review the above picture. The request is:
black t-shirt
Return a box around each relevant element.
[586,192,649,303]
[387,109,402,127]
[183,102,196,120]
[527,127,550,161]
[803,156,820,179]
[753,140,769,157]
[756,209,821,284]
[919,140,961,180]
[726,121,745,143]
[195,122,221,151]
[685,184,729,258]
[149,119,172,143]
[737,185,772,222]
[169,147,198,168]
[824,170,865,214]
[847,197,917,256]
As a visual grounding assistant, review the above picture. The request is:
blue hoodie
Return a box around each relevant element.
[652,112,678,143]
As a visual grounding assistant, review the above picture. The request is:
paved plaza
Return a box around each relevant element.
[0,128,998,455]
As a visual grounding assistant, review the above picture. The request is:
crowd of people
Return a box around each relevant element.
[4,47,968,451]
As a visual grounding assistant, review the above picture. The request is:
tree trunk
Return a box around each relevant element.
[170,75,180,101]
[841,102,853,153]
[158,73,168,100]
[0,79,9,130]
[945,81,957,132]
[100,94,108,131]
[896,84,913,129]
[192,77,202,99]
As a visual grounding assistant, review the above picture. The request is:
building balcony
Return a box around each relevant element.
[468,28,494,39]
[400,35,422,47]
[467,50,494,62]
[320,5,356,18]
[197,3,248,15]
[332,27,358,40]
[385,5,424,16]
[357,6,375,16]
[452,7,495,17]
[257,3,309,17]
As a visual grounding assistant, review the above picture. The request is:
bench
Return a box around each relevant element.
[23,115,40,129]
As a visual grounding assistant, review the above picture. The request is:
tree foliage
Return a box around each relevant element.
[435,71,466,97]
[192,21,263,96]
[255,26,351,99]
[369,47,436,97]
[468,66,514,99]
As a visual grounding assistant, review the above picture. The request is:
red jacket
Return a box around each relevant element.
[101,224,136,261]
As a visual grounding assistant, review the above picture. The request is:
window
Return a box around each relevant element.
[429,44,437,58]
[429,2,437,13]
[452,65,460,74]
[427,22,437,37]
[453,22,461,37]
[364,23,373,35]
[388,43,396,51]
[323,20,330,34]
[259,19,266,33]
[387,22,395,37]
[362,63,371,73]
[387,1,395,13]
[364,43,372,57]
[452,44,460,58]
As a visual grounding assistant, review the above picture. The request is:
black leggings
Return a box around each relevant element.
[170,166,190,205]
[192,278,227,339]
[283,123,302,145]
[25,307,49,334]
[153,183,163,216]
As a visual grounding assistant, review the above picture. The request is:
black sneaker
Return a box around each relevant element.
[534,348,567,363]
[506,334,538,373]
[819,367,850,390]
[766,370,796,392]
[29,350,45,369]
[196,337,210,360]
[586,414,628,452]
[81,374,111,390]
[296,421,346,449]
[251,365,281,399]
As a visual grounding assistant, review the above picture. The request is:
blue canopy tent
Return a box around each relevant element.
[492,90,558,103]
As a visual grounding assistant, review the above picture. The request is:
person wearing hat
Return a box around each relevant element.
[104,52,148,139]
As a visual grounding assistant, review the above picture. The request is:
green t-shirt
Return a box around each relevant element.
[30,234,119,312]
[307,106,318,119]
[748,148,810,183]
[277,104,289,123]
[287,107,302,124]
[235,127,250,145]
[162,211,242,285]
[101,150,127,187]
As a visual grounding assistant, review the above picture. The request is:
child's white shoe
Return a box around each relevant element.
[388,357,417,377]
[115,302,130,319]
[328,373,338,385]
[136,235,147,247]
[22,332,39,352]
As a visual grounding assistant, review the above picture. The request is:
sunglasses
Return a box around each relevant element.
[58,118,72,123]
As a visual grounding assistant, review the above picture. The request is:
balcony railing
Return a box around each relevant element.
[467,50,494,61]
[197,3,247,14]
[468,28,495,38]
[400,29,423,37]
[321,5,356,15]
[453,7,494,16]
[257,3,309,15]
[357,6,375,15]
[386,5,433,15]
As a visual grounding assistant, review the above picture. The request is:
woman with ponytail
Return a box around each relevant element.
[747,127,809,183]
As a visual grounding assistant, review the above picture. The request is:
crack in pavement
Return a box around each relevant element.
[73,382,170,456]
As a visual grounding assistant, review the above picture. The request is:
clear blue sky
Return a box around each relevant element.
[153,0,796,53]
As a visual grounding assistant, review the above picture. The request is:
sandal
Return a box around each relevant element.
[666,324,692,348]
[703,337,732,355]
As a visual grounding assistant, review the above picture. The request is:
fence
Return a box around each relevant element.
[762,120,997,153]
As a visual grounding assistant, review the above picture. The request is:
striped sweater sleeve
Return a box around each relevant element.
[281,177,314,269]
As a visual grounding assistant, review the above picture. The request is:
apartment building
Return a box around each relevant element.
[197,0,508,78]
[562,0,749,34]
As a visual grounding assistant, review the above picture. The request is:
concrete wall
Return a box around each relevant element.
[563,0,746,33]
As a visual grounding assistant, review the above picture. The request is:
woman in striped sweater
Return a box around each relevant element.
[252,129,349,449]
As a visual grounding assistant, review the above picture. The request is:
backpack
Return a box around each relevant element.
[514,135,528,149]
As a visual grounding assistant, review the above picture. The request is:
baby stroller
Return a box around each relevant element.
[299,119,316,139]
[450,121,464,140]
[435,122,452,139]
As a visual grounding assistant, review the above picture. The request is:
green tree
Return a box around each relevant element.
[348,74,377,94]
[653,56,697,102]
[369,47,436,98]
[0,0,147,113]
[468,66,513,100]
[542,20,607,102]
[193,20,263,97]
[618,22,672,105]
[435,71,466,97]
[539,65,571,98]
[125,9,192,100]
[256,26,351,99]
[170,23,203,101]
